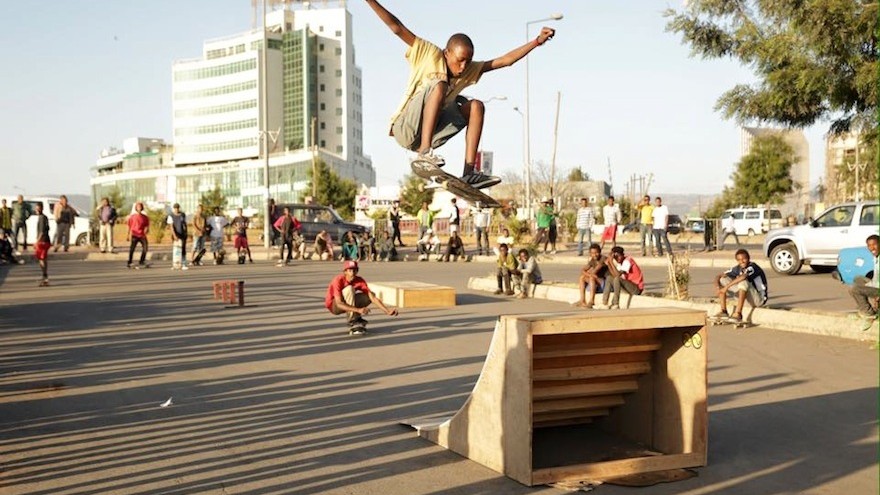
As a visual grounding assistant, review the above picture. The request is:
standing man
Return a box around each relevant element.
[96,197,118,254]
[268,198,280,247]
[719,213,741,250]
[52,195,77,252]
[325,260,399,336]
[849,234,879,319]
[600,196,621,250]
[33,203,51,286]
[472,206,490,256]
[534,198,555,252]
[167,203,189,270]
[603,246,645,309]
[0,199,11,238]
[512,248,543,299]
[126,202,150,269]
[637,195,654,256]
[274,207,301,265]
[651,197,673,257]
[575,197,594,257]
[366,0,556,189]
[11,195,31,254]
[191,204,208,266]
[448,198,461,234]
[416,201,436,239]
[388,200,405,247]
[232,208,254,263]
[208,207,229,264]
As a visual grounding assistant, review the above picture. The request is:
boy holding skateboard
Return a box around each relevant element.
[168,203,188,270]
[366,0,556,189]
[713,249,768,323]
[325,260,399,335]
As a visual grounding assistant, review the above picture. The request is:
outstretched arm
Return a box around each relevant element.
[483,27,555,73]
[365,0,416,46]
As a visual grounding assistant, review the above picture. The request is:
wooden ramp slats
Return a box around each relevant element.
[532,380,639,400]
[533,352,654,371]
[532,340,662,359]
[534,361,652,381]
[533,409,611,423]
[533,417,597,429]
[533,395,625,414]
[531,453,707,485]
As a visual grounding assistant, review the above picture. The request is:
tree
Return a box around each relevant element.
[398,174,434,216]
[665,1,878,143]
[106,186,128,214]
[308,160,357,219]
[200,186,227,214]
[730,134,796,206]
[567,167,591,182]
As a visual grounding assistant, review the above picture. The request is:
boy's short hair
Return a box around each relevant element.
[867,234,879,243]
[498,243,509,251]
[589,243,601,252]
[734,248,750,259]
[611,246,624,256]
[517,248,530,258]
[446,33,474,52]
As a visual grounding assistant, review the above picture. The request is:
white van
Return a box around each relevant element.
[1,196,92,247]
[722,207,784,236]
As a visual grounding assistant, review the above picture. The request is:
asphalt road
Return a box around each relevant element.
[0,259,876,495]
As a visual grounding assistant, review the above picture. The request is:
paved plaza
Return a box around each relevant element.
[0,258,877,494]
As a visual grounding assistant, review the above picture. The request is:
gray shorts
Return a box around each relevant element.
[392,79,467,151]
[720,276,763,306]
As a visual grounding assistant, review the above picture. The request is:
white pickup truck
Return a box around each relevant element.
[1,196,92,248]
[762,200,879,275]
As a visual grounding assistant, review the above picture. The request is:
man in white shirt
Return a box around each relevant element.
[473,207,491,255]
[600,196,622,250]
[651,197,673,256]
[720,214,741,250]
[576,198,595,256]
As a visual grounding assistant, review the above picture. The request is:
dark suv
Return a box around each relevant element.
[277,203,369,243]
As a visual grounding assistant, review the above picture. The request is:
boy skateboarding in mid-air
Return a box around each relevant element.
[366,0,556,190]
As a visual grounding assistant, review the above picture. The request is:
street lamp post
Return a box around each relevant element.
[513,106,527,214]
[261,0,271,252]
[525,13,563,218]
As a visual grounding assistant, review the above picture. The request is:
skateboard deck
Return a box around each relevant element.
[849,313,878,331]
[410,159,501,208]
[708,315,750,328]
[349,325,368,336]
[172,240,183,268]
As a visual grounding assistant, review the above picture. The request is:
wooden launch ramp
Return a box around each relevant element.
[407,308,708,486]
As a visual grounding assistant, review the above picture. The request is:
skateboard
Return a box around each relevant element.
[349,325,368,336]
[172,240,183,269]
[708,315,750,328]
[38,278,49,287]
[193,248,207,265]
[134,263,152,270]
[410,159,501,208]
[237,252,246,264]
[216,249,226,265]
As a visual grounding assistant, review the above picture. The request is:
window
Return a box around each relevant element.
[745,211,760,220]
[335,30,341,37]
[319,65,325,73]
[335,47,342,55]
[732,212,744,220]
[320,122,326,130]
[320,103,325,110]
[336,145,343,152]
[319,43,324,51]
[860,205,879,225]
[816,206,855,227]
[320,84,325,92]
[319,26,324,32]
[335,108,342,116]
[336,126,343,134]
[320,140,326,147]
[335,69,342,77]
[335,89,342,97]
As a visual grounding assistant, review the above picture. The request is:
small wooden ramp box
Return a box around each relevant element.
[408,308,707,485]
[370,281,455,308]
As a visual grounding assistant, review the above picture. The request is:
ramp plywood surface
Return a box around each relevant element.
[370,281,456,308]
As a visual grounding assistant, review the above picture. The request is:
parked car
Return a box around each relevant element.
[667,214,683,235]
[276,203,369,243]
[0,196,92,247]
[686,218,706,233]
[723,207,784,236]
[762,200,880,275]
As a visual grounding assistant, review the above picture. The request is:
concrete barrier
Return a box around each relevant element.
[468,276,879,342]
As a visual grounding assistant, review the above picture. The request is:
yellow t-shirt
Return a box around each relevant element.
[389,37,485,133]
[639,204,654,225]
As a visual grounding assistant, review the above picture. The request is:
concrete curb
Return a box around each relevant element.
[468,276,878,343]
[467,253,767,269]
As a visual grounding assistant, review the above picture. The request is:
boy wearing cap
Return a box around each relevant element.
[126,202,150,269]
[325,260,399,335]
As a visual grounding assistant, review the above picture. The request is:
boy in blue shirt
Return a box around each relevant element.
[713,249,768,322]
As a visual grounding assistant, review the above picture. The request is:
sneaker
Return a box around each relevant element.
[182,265,189,271]
[712,310,729,319]
[858,310,878,319]
[516,293,527,299]
[462,172,501,189]
[351,316,369,326]
[505,290,515,296]
[413,149,445,168]
[494,289,503,295]
[608,304,620,310]
[349,327,367,336]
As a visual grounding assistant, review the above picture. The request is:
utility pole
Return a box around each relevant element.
[310,116,318,198]
[261,0,271,252]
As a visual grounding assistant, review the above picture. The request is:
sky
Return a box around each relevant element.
[1,0,832,199]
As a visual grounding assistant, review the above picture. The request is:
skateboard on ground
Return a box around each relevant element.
[172,240,183,269]
[410,159,501,208]
[708,315,750,329]
[349,325,368,336]
[134,263,152,270]
[193,248,207,265]
[38,278,49,287]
